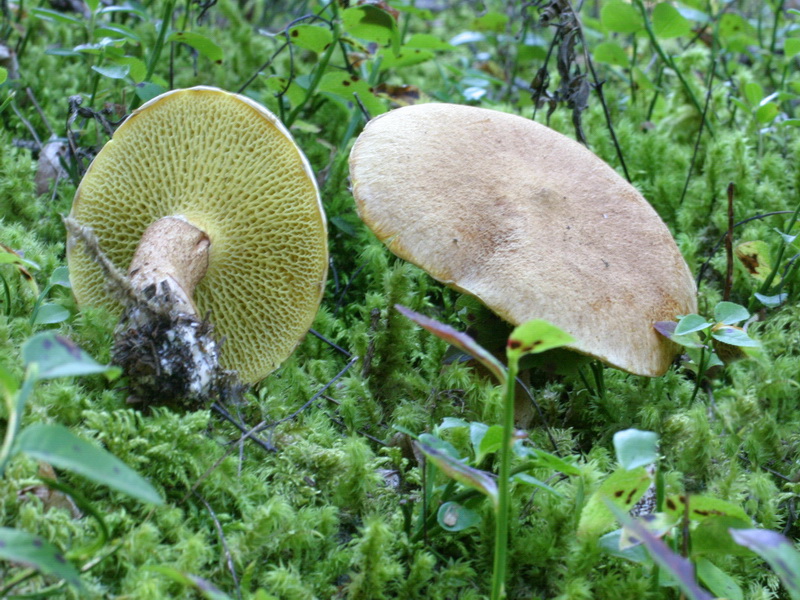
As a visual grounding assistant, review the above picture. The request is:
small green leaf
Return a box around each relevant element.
[476,424,503,463]
[32,303,70,325]
[743,81,764,106]
[730,529,800,600]
[396,305,506,385]
[22,331,120,381]
[713,301,749,325]
[613,429,658,470]
[91,63,131,80]
[652,2,691,38]
[404,33,455,50]
[755,102,779,124]
[0,527,82,588]
[416,441,498,510]
[48,266,71,289]
[695,557,744,600]
[147,566,232,600]
[318,71,387,116]
[112,56,147,83]
[418,433,461,460]
[514,445,581,476]
[438,417,469,431]
[710,326,760,348]
[578,467,652,538]
[599,529,651,563]
[0,67,7,85]
[287,24,333,53]
[512,472,561,496]
[593,41,630,67]
[167,32,223,63]
[16,424,163,505]
[600,1,643,34]
[30,7,83,25]
[378,47,435,70]
[507,319,575,364]
[674,314,711,336]
[473,11,508,33]
[754,292,787,308]
[135,82,167,102]
[342,5,400,54]
[437,501,481,532]
[785,38,800,59]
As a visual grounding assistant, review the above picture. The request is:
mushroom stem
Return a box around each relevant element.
[127,216,210,314]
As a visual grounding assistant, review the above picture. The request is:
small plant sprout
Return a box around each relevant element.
[66,86,328,407]
[396,305,576,600]
[350,103,697,377]
[655,301,761,400]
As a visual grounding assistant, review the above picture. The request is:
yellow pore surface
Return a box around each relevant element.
[68,87,328,383]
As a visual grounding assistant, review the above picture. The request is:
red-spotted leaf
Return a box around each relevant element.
[396,305,506,385]
[167,32,223,63]
[287,24,333,53]
[578,466,652,538]
[0,527,82,588]
[664,494,752,525]
[506,319,575,365]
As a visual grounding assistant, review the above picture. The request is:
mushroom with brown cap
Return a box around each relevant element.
[349,103,696,377]
[67,86,328,406]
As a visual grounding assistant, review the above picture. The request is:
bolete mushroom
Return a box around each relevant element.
[67,86,328,405]
[349,103,696,377]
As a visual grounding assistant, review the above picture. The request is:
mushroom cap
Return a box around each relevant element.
[349,103,696,376]
[68,86,328,383]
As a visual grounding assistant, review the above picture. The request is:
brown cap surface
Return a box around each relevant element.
[68,86,328,382]
[349,103,696,376]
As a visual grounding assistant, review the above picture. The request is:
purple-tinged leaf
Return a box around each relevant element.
[396,305,506,385]
[415,441,498,510]
[610,505,715,600]
[729,529,800,600]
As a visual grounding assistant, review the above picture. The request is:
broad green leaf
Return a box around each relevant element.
[730,529,800,600]
[264,76,305,107]
[95,24,142,43]
[48,266,71,289]
[92,63,130,79]
[317,71,387,116]
[718,13,756,52]
[476,424,503,463]
[416,441,498,510]
[695,557,744,600]
[404,33,455,51]
[396,305,506,385]
[288,24,333,53]
[16,424,163,505]
[613,429,658,470]
[473,11,508,33]
[378,47,435,70]
[599,529,651,563]
[692,516,755,556]
[736,240,779,283]
[652,2,691,38]
[147,566,232,600]
[785,38,800,59]
[418,433,461,461]
[342,5,400,54]
[22,331,120,381]
[0,67,6,85]
[167,32,223,63]
[135,81,167,102]
[600,1,643,34]
[506,319,575,364]
[578,466,652,538]
[611,506,715,600]
[593,41,630,67]
[32,303,70,325]
[438,501,481,531]
[0,527,82,588]
[710,325,760,348]
[713,302,748,325]
[755,102,779,124]
[674,314,711,336]
[112,56,147,83]
[664,494,751,524]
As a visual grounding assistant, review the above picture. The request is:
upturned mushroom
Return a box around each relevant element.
[349,103,696,377]
[67,86,328,406]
